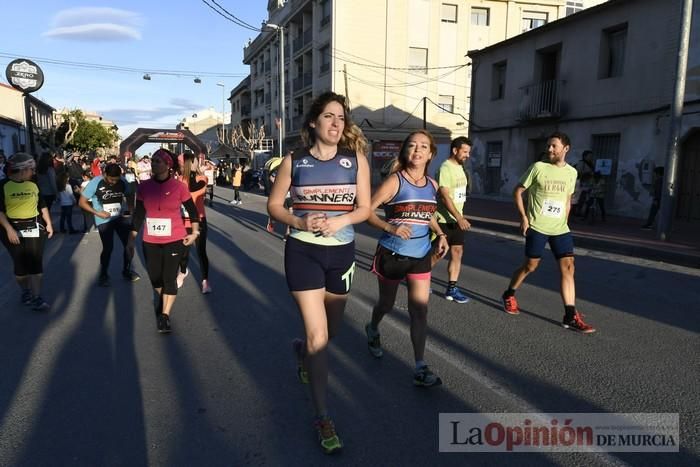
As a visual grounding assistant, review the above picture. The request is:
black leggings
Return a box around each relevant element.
[0,222,47,276]
[179,219,209,279]
[232,187,241,202]
[143,240,185,295]
[97,218,132,274]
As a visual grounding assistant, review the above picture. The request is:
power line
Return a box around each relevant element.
[0,52,246,78]
[210,0,260,30]
[201,0,260,32]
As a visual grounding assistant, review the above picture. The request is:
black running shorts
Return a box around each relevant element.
[284,237,356,294]
[371,244,431,282]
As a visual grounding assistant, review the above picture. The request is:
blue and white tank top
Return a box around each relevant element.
[379,172,437,258]
[290,149,358,246]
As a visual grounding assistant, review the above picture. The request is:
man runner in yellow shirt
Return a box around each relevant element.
[501,132,595,333]
[432,137,472,303]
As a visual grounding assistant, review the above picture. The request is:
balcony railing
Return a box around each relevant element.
[265,95,272,105]
[293,72,312,91]
[293,29,313,54]
[518,80,564,121]
[320,62,330,74]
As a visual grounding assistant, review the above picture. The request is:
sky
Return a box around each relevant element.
[1,0,269,147]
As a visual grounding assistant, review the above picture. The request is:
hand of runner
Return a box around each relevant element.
[457,216,471,231]
[6,228,19,245]
[436,235,449,259]
[45,224,54,239]
[300,213,326,234]
[519,217,529,236]
[182,233,198,246]
[96,211,111,219]
[392,224,412,240]
[319,215,345,237]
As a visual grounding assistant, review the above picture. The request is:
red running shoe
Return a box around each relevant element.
[562,312,596,334]
[502,294,520,315]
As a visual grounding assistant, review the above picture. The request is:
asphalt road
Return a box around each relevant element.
[0,189,698,467]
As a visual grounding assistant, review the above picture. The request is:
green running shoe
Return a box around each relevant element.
[413,365,442,387]
[314,416,342,454]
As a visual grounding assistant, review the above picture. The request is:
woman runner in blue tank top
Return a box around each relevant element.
[266,92,370,454]
[366,130,448,387]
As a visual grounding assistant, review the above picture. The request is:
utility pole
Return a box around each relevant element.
[344,64,350,109]
[658,0,694,241]
[423,97,427,130]
[216,82,226,148]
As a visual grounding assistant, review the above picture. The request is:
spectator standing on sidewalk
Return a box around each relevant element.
[56,173,78,234]
[229,162,243,205]
[501,132,595,333]
[583,171,606,222]
[36,153,57,212]
[642,167,664,229]
[431,136,472,304]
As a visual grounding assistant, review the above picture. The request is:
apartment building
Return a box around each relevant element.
[241,0,566,176]
[565,0,608,16]
[468,0,700,224]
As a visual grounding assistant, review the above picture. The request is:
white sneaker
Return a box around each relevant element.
[229,200,237,204]
[237,200,242,205]
[176,268,189,289]
[201,279,212,294]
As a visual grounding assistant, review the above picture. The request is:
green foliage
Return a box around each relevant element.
[64,110,118,153]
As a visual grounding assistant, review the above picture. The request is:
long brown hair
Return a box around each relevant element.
[394,130,437,177]
[301,91,367,154]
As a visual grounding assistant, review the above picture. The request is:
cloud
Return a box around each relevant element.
[43,7,143,41]
[99,99,205,138]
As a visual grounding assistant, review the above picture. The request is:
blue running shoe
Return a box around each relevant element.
[445,286,470,304]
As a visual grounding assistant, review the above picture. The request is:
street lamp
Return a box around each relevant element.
[265,23,285,158]
[216,82,226,148]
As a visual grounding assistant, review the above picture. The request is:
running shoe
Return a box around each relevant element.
[562,312,596,334]
[201,279,212,294]
[31,295,50,311]
[157,313,172,333]
[122,270,141,282]
[176,268,189,289]
[445,287,470,304]
[98,273,111,287]
[21,289,33,306]
[502,294,520,315]
[313,417,342,454]
[365,323,383,359]
[292,338,309,384]
[413,365,442,387]
[229,200,237,205]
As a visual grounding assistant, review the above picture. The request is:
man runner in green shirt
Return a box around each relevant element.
[432,136,472,303]
[501,132,595,333]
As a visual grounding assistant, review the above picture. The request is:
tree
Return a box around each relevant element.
[67,112,118,154]
[38,110,79,153]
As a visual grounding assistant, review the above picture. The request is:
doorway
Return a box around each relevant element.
[678,130,700,223]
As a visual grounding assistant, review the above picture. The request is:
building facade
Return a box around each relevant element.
[468,0,700,224]
[0,83,56,156]
[242,0,567,179]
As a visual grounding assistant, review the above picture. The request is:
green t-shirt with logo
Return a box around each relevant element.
[519,161,577,236]
[436,159,468,223]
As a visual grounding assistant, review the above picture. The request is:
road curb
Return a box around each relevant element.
[472,219,700,269]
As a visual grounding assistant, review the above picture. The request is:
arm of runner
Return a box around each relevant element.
[78,194,110,219]
[40,206,54,239]
[267,155,324,231]
[320,152,372,237]
[0,211,19,245]
[430,215,449,259]
[513,185,529,236]
[366,173,410,240]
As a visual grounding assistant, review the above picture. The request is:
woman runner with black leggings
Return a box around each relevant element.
[128,149,199,333]
[177,152,211,294]
[0,153,54,310]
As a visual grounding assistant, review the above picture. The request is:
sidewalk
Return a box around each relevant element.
[466,196,700,269]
